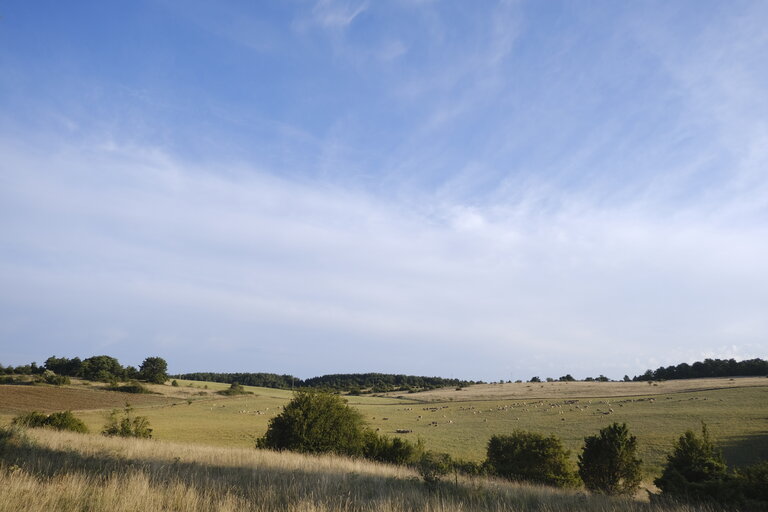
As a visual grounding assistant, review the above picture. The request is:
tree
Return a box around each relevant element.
[654,423,729,502]
[578,422,642,495]
[486,431,579,488]
[80,355,124,382]
[256,390,367,456]
[138,357,168,384]
[529,376,541,383]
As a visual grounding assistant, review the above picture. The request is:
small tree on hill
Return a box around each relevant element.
[138,357,168,384]
[486,431,579,488]
[256,390,367,456]
[578,422,642,495]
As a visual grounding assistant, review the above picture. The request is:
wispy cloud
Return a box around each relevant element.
[1,134,766,378]
[306,0,369,31]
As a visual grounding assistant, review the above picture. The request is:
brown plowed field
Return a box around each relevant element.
[0,385,175,414]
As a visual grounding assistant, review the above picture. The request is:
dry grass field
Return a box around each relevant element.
[0,427,730,512]
[388,377,768,401]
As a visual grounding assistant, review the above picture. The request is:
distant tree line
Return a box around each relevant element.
[633,358,768,381]
[172,371,480,392]
[0,355,168,384]
[171,372,298,389]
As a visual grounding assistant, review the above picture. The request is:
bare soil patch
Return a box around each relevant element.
[0,385,175,414]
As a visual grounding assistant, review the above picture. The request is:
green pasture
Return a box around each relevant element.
[67,380,768,475]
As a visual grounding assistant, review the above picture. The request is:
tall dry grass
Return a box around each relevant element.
[0,427,725,512]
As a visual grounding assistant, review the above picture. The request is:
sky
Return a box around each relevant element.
[1,1,767,381]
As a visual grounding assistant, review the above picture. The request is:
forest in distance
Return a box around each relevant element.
[2,355,766,391]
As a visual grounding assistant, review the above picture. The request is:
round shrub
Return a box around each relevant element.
[486,431,579,488]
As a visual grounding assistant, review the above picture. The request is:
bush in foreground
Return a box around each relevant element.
[486,431,579,488]
[102,405,152,438]
[654,423,732,504]
[418,451,453,490]
[363,430,424,465]
[256,390,367,456]
[12,411,88,433]
[578,422,642,495]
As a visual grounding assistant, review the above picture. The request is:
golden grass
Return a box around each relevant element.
[0,428,726,512]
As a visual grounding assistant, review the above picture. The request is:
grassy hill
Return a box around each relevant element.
[1,376,767,474]
[0,427,733,512]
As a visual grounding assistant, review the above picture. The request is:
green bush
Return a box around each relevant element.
[486,431,579,488]
[362,430,424,465]
[171,379,179,387]
[654,423,730,503]
[105,381,153,394]
[12,410,88,433]
[40,370,70,386]
[418,451,452,490]
[256,390,366,456]
[736,461,768,504]
[102,405,152,438]
[577,422,642,495]
[218,382,252,396]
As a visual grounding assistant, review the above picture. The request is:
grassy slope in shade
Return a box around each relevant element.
[0,428,730,512]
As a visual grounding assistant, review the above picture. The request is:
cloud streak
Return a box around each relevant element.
[1,133,766,379]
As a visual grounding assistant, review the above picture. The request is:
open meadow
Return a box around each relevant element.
[1,376,766,476]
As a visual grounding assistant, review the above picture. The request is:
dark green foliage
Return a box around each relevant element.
[362,430,424,465]
[44,356,83,377]
[139,357,168,384]
[174,371,479,392]
[171,379,179,387]
[80,355,125,382]
[105,381,154,394]
[217,382,252,396]
[486,431,579,488]
[12,411,49,428]
[559,374,575,382]
[654,423,729,503]
[529,376,541,383]
[578,422,642,495]
[256,390,367,456]
[634,357,768,381]
[418,451,452,490]
[40,370,70,386]
[12,410,88,433]
[736,461,768,504]
[102,405,153,438]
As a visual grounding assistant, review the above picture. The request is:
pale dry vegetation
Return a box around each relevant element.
[0,428,731,512]
[392,377,768,402]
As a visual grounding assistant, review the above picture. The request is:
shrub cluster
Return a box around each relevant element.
[12,411,88,433]
[217,382,253,396]
[486,431,579,488]
[102,406,153,438]
[652,423,768,508]
[105,381,154,394]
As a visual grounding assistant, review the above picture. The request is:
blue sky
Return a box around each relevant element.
[1,1,767,380]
